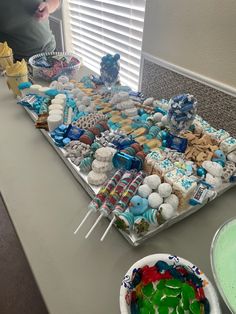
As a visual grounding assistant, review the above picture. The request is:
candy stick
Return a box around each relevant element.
[74,169,124,234]
[100,171,145,241]
[85,170,135,239]
[85,213,104,239]
[66,107,73,125]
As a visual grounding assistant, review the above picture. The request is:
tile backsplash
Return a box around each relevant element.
[141,59,236,137]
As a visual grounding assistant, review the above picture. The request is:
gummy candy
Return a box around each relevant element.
[128,260,210,314]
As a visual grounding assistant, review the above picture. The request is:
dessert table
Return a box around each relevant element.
[0,75,233,314]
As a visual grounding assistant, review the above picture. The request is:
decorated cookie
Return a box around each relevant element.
[220,137,236,153]
[210,129,230,143]
[164,167,186,185]
[95,147,115,162]
[173,176,197,196]
[92,159,113,173]
[87,171,107,186]
[152,159,175,177]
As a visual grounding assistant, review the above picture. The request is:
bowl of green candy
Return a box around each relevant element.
[120,254,221,314]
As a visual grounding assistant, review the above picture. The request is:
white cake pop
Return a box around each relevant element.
[148,193,163,209]
[58,75,69,84]
[153,112,163,122]
[158,183,172,198]
[144,175,161,190]
[164,194,179,210]
[78,104,86,112]
[138,184,152,198]
[159,203,175,220]
[161,115,168,126]
[64,82,74,90]
[82,96,91,106]
[143,97,154,106]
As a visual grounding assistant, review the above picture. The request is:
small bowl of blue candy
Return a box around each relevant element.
[29,52,81,82]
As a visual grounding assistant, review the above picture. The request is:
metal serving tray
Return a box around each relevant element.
[24,107,235,246]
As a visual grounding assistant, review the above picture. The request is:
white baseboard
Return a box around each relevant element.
[140,52,236,97]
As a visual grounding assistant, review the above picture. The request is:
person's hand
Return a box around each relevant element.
[35,2,50,21]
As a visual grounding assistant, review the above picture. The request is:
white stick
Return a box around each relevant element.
[74,209,93,234]
[67,107,73,125]
[85,213,104,239]
[100,217,116,242]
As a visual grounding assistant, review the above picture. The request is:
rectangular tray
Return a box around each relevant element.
[24,107,235,246]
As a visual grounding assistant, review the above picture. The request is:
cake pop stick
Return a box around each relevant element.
[74,169,124,234]
[85,170,135,239]
[100,171,145,241]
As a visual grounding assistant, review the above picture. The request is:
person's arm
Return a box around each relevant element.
[35,0,61,20]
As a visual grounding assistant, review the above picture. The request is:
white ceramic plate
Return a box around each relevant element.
[120,253,221,314]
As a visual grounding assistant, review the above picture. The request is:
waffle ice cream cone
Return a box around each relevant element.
[6,59,28,96]
[0,42,13,70]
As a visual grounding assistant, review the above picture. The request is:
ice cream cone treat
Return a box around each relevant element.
[6,59,28,96]
[0,42,13,70]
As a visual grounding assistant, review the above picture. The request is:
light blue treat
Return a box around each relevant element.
[212,149,226,166]
[79,157,93,173]
[115,211,134,231]
[143,208,158,226]
[129,195,149,216]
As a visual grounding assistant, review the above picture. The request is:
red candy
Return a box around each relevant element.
[195,287,205,301]
[140,265,173,285]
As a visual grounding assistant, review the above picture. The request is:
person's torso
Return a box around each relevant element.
[0,0,41,32]
[0,0,55,58]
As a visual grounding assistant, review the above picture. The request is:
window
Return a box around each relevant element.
[66,0,146,90]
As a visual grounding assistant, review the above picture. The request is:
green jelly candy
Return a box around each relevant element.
[160,295,179,307]
[151,290,164,306]
[143,299,154,310]
[182,283,195,300]
[156,280,166,290]
[165,279,183,290]
[164,287,181,297]
[138,297,144,308]
[140,305,155,314]
[176,305,184,314]
[180,295,189,311]
[189,300,201,314]
[142,283,155,297]
[157,306,169,314]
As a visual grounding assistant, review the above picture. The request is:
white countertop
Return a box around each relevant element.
[0,74,234,314]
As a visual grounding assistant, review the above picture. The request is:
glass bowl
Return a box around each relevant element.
[211,217,236,313]
[28,52,81,82]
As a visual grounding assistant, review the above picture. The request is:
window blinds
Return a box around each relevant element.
[67,0,146,90]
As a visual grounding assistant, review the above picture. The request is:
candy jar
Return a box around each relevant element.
[165,94,198,152]
[167,93,198,135]
[100,53,120,90]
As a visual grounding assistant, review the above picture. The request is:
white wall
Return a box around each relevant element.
[142,0,236,88]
